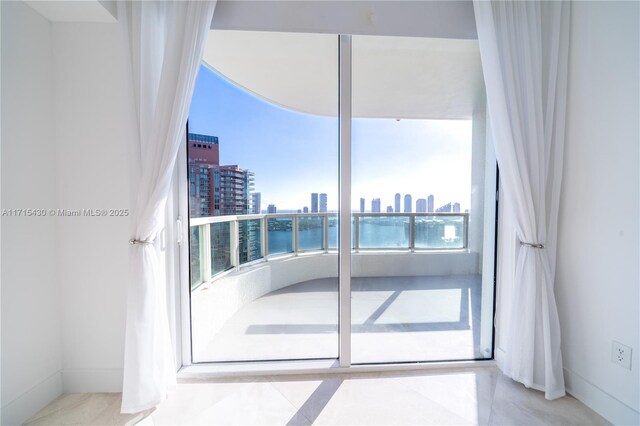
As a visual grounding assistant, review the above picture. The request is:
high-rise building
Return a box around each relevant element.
[436,202,453,213]
[188,133,219,165]
[267,204,277,213]
[251,192,261,214]
[404,194,412,213]
[188,133,220,217]
[427,194,434,212]
[311,193,319,213]
[416,198,427,212]
[303,206,309,213]
[189,163,213,217]
[386,206,393,213]
[213,165,254,216]
[188,133,256,266]
[319,193,327,212]
[360,198,365,213]
[394,193,401,213]
[187,133,255,218]
[453,202,461,213]
[371,198,381,213]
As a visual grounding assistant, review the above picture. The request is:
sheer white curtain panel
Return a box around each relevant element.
[118,0,216,413]
[473,0,571,399]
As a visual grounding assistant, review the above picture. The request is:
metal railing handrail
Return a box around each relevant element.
[190,211,468,226]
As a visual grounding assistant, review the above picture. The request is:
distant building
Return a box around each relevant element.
[188,133,219,165]
[303,206,309,213]
[416,198,427,213]
[187,133,257,264]
[453,202,461,213]
[436,202,453,213]
[404,194,412,213]
[371,198,381,213]
[319,193,327,212]
[267,204,277,213]
[213,165,254,216]
[311,193,319,213]
[427,194,434,212]
[360,198,365,213]
[187,133,254,218]
[386,206,393,213]
[251,192,261,214]
[394,193,401,212]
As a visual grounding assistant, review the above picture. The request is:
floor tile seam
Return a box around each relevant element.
[490,395,555,425]
[387,375,476,425]
[488,376,518,425]
[266,381,317,425]
[73,393,122,425]
[24,394,91,424]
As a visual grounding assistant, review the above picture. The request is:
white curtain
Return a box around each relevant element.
[118,0,216,413]
[473,1,570,399]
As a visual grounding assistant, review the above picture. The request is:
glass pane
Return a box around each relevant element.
[189,31,338,363]
[327,214,338,250]
[414,215,466,249]
[210,222,232,274]
[351,34,491,364]
[358,215,410,249]
[190,225,202,289]
[298,216,324,251]
[239,219,262,264]
[268,216,293,255]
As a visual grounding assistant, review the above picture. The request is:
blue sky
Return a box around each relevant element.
[189,64,471,212]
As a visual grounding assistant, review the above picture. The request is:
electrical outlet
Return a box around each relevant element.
[612,341,632,370]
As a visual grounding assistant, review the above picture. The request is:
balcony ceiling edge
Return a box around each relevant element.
[202,31,485,121]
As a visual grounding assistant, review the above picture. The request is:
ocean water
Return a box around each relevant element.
[267,218,464,254]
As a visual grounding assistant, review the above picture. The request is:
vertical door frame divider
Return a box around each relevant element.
[338,34,352,368]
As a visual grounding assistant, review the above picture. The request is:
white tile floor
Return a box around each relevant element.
[197,275,485,364]
[25,367,609,425]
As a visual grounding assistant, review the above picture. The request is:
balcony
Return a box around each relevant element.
[190,212,487,364]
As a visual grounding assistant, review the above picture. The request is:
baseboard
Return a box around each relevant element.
[564,367,640,425]
[62,368,123,393]
[1,371,63,426]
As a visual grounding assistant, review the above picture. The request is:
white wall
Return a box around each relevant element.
[52,22,136,393]
[0,2,62,425]
[556,2,640,424]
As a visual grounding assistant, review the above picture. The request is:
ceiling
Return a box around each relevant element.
[202,30,485,120]
[25,0,116,22]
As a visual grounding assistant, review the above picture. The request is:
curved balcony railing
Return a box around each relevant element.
[189,212,469,289]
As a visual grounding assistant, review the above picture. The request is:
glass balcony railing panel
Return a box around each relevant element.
[267,216,293,255]
[239,218,263,264]
[190,225,203,289]
[414,215,466,249]
[327,214,338,250]
[358,215,410,249]
[210,221,232,275]
[298,215,324,251]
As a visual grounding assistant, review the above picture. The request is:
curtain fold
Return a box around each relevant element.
[118,0,216,413]
[473,1,570,399]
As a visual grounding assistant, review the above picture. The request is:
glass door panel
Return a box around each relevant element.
[350,35,494,364]
[188,31,339,363]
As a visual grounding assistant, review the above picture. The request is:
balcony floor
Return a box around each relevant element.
[197,274,485,363]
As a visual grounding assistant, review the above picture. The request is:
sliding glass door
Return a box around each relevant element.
[186,31,495,366]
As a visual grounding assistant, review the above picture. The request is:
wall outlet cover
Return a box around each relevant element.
[612,341,632,370]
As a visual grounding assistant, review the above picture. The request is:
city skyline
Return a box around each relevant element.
[189,64,472,212]
[249,191,464,214]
